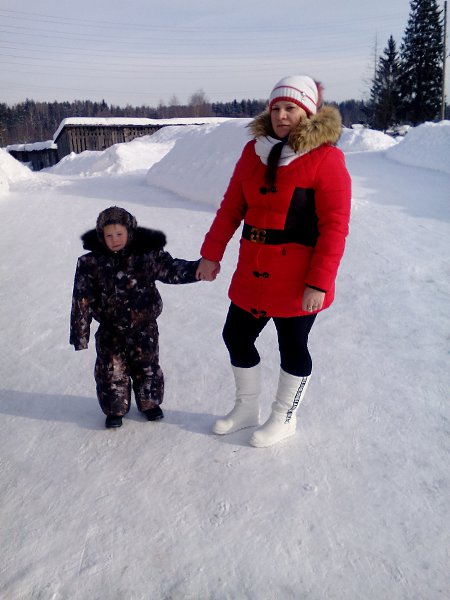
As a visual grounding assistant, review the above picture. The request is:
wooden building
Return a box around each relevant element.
[6,140,59,171]
[53,118,164,159]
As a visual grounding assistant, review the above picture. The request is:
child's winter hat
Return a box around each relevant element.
[269,75,321,116]
[96,206,137,236]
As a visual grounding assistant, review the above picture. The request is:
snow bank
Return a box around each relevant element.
[386,120,450,174]
[146,119,252,206]
[46,126,189,176]
[145,120,449,206]
[338,126,398,152]
[0,148,33,196]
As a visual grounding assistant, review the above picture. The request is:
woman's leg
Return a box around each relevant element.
[214,304,268,434]
[222,303,269,367]
[250,314,317,447]
[273,313,317,376]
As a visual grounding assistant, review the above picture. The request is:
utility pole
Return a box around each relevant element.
[372,34,378,123]
[374,33,378,81]
[442,1,448,120]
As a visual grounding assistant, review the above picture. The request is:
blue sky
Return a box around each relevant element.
[0,0,447,107]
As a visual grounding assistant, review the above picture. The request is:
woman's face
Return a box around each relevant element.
[270,101,307,139]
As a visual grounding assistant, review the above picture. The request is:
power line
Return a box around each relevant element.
[0,7,407,34]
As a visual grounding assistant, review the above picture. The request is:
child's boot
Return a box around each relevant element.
[213,364,261,434]
[144,406,164,421]
[250,369,310,447]
[105,415,123,428]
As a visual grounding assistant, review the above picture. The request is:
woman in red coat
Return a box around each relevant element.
[196,75,351,447]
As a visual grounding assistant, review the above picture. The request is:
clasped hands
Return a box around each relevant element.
[196,258,221,281]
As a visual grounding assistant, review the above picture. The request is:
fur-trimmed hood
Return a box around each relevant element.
[81,226,167,254]
[249,104,342,155]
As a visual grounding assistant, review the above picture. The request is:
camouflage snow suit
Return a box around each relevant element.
[70,226,199,416]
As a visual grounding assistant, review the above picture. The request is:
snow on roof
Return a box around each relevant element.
[6,140,57,152]
[52,116,231,141]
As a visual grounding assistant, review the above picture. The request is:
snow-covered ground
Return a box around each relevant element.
[0,119,449,600]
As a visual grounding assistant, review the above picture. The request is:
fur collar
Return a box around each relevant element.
[249,105,342,155]
[81,226,167,255]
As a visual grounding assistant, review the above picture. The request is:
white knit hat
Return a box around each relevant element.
[269,75,319,116]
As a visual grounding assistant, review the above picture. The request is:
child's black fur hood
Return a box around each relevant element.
[81,226,167,255]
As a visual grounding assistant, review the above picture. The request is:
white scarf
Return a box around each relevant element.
[254,136,305,166]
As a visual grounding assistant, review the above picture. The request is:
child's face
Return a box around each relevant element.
[103,224,128,252]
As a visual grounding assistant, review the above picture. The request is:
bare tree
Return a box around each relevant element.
[188,89,211,117]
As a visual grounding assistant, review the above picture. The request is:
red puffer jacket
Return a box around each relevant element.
[200,106,351,318]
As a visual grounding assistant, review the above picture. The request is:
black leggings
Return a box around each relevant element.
[222,303,317,377]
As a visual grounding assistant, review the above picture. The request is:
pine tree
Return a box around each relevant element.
[370,36,401,130]
[399,0,444,124]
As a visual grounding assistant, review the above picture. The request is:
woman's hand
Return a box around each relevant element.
[302,287,325,313]
[196,258,221,281]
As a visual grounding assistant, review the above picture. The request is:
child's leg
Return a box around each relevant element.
[95,327,132,416]
[128,322,164,411]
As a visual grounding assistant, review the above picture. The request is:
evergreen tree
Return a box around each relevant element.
[369,36,401,130]
[399,0,444,124]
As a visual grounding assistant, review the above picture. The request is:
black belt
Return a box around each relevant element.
[242,223,301,245]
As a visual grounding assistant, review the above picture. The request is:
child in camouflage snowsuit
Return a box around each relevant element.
[70,206,200,429]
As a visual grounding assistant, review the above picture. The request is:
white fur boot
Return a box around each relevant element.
[249,369,310,447]
[213,364,261,434]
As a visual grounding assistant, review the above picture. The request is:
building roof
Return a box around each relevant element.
[52,116,230,141]
[7,140,57,152]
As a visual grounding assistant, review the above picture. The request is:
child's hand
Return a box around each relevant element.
[196,258,220,281]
